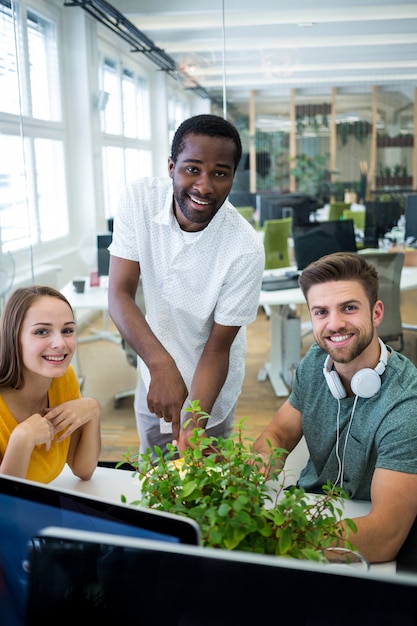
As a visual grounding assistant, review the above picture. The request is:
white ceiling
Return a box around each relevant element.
[116,0,417,127]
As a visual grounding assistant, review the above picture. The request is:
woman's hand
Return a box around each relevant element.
[16,413,56,451]
[44,397,100,442]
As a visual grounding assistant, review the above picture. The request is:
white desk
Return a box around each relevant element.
[61,276,120,345]
[259,265,417,397]
[50,463,140,503]
[50,464,395,574]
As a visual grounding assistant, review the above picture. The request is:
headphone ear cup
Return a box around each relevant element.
[351,368,381,398]
[326,370,347,400]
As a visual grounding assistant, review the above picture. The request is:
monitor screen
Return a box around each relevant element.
[257,193,317,228]
[26,527,417,626]
[0,475,200,626]
[97,233,112,276]
[293,219,357,271]
[364,200,403,248]
[227,191,256,209]
[404,194,417,245]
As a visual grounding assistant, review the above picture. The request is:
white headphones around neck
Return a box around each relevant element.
[323,337,388,399]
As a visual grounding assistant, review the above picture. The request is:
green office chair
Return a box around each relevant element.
[236,206,255,225]
[328,201,350,221]
[343,208,365,231]
[263,217,292,270]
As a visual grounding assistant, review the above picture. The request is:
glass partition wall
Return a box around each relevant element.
[229,85,416,209]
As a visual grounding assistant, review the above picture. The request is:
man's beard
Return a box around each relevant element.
[316,329,374,364]
[175,190,213,224]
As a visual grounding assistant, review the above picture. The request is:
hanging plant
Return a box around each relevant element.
[337,120,372,146]
[296,113,330,137]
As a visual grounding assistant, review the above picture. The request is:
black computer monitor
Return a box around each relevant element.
[404,194,417,245]
[97,233,112,276]
[227,191,256,209]
[257,193,317,228]
[26,527,417,626]
[257,194,289,226]
[0,474,200,626]
[293,219,357,271]
[364,200,403,248]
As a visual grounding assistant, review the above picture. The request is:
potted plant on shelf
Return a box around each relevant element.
[118,401,359,563]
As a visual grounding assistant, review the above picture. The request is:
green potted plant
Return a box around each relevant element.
[118,401,359,563]
[290,153,338,206]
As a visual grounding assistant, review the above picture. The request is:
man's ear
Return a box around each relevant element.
[373,299,384,328]
[168,157,174,178]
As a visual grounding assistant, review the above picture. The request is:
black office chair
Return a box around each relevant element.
[361,251,405,351]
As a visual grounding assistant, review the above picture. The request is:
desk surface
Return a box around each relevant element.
[260,265,417,307]
[51,463,140,503]
[62,266,417,311]
[61,276,109,310]
[50,464,395,573]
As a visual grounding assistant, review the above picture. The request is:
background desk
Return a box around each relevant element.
[61,277,120,345]
[61,277,121,382]
[259,266,417,397]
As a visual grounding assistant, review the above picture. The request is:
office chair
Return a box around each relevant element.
[343,208,365,232]
[236,206,255,225]
[263,217,292,270]
[361,250,405,351]
[343,208,366,248]
[328,201,350,222]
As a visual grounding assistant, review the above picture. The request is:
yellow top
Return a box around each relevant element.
[0,366,81,483]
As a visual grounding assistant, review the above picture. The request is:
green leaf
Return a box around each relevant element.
[218,502,231,517]
[177,481,197,498]
[277,528,293,555]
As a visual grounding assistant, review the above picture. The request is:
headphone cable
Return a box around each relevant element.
[335,394,359,489]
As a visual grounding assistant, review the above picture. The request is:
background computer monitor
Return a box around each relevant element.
[26,527,417,625]
[364,200,403,248]
[227,191,256,209]
[256,195,293,225]
[257,193,317,228]
[97,233,112,276]
[404,194,417,245]
[0,475,200,626]
[293,219,357,271]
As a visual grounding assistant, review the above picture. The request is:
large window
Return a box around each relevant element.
[0,0,68,253]
[99,52,152,218]
[167,90,190,148]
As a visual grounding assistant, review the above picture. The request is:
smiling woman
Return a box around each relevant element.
[0,285,101,484]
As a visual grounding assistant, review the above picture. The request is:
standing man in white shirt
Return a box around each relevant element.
[108,114,265,459]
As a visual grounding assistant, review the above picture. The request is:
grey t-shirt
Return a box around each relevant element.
[289,342,417,500]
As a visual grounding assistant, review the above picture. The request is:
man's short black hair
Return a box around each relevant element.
[170,114,242,172]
